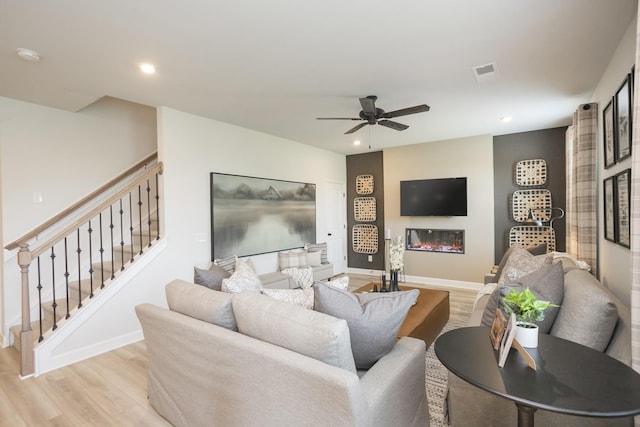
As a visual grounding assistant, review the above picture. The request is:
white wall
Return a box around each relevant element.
[592,15,636,303]
[157,107,346,276]
[0,96,157,342]
[383,135,494,285]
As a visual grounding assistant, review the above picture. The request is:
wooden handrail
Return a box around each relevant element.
[28,162,163,260]
[5,152,158,251]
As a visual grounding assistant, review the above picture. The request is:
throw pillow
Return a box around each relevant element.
[313,282,418,370]
[493,244,548,283]
[306,250,322,267]
[165,279,237,330]
[498,247,552,284]
[214,255,237,274]
[278,251,309,270]
[281,266,314,289]
[232,292,356,374]
[550,269,618,351]
[305,242,328,264]
[221,259,263,293]
[480,263,564,333]
[261,288,314,310]
[193,264,230,291]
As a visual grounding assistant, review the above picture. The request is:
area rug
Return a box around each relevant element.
[425,290,475,427]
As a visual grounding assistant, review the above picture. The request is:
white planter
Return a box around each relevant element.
[515,322,539,348]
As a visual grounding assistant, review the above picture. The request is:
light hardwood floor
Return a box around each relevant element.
[0,274,476,427]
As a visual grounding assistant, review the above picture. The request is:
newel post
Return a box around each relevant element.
[18,244,34,376]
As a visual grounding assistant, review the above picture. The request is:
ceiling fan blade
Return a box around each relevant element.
[382,104,430,118]
[378,120,409,131]
[317,117,363,121]
[345,122,369,134]
[359,96,377,115]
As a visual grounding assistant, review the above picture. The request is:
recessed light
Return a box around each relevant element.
[353,140,361,146]
[16,48,41,62]
[500,116,512,123]
[140,63,156,74]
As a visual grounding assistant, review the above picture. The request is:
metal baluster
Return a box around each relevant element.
[138,185,143,255]
[99,213,105,289]
[76,229,82,309]
[129,192,134,263]
[50,247,58,330]
[63,237,70,319]
[109,205,115,280]
[36,256,43,342]
[155,172,160,239]
[119,199,125,271]
[88,220,94,298]
[146,178,152,247]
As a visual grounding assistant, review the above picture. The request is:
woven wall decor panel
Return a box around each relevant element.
[509,226,556,252]
[352,224,378,254]
[355,174,374,195]
[515,159,547,186]
[354,197,376,222]
[512,189,552,222]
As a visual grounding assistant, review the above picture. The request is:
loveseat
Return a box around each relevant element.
[445,248,632,427]
[136,279,429,427]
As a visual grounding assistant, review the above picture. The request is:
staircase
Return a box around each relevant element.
[5,153,163,376]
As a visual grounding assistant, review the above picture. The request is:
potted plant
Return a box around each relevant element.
[502,287,558,348]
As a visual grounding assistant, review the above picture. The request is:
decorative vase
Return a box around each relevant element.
[515,322,539,348]
[390,270,400,292]
[380,275,388,292]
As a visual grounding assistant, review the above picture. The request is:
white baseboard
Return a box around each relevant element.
[346,268,481,292]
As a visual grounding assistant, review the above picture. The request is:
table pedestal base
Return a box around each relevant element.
[516,404,537,427]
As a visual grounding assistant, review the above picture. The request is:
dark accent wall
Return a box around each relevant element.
[346,151,385,270]
[493,127,567,263]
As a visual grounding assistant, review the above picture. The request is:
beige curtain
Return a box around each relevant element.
[566,103,598,275]
[631,6,640,426]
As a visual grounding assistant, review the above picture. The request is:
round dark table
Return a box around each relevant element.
[434,326,640,427]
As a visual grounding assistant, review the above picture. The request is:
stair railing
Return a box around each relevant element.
[5,152,163,376]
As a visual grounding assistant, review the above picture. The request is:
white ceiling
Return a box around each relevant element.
[1,1,637,155]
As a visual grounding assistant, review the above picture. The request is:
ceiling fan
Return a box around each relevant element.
[317,95,430,134]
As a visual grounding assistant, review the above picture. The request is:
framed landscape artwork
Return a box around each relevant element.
[616,169,631,248]
[603,176,616,243]
[603,100,616,168]
[210,173,316,259]
[615,73,632,162]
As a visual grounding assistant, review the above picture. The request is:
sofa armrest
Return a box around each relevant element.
[359,337,428,427]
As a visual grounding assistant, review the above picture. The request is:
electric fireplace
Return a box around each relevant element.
[405,228,464,254]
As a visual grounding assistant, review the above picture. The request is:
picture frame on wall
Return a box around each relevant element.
[603,176,616,243]
[615,73,632,162]
[603,100,616,169]
[615,168,631,248]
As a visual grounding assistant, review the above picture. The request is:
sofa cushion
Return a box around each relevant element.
[261,288,314,309]
[550,268,618,351]
[305,242,328,264]
[326,275,349,290]
[481,263,564,333]
[165,279,237,330]
[232,292,357,374]
[313,282,418,370]
[221,259,263,293]
[193,264,230,291]
[278,251,308,269]
[493,244,547,284]
[498,246,552,284]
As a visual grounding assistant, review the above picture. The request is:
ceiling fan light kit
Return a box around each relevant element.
[317,95,430,134]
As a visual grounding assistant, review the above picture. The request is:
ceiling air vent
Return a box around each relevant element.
[472,62,497,83]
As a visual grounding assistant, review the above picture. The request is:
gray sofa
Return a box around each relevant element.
[446,253,632,427]
[136,279,429,427]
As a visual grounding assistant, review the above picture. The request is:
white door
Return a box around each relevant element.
[325,182,346,274]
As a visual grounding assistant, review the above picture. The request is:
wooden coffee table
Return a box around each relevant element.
[355,283,449,348]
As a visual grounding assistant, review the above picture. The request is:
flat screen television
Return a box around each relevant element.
[400,177,467,216]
